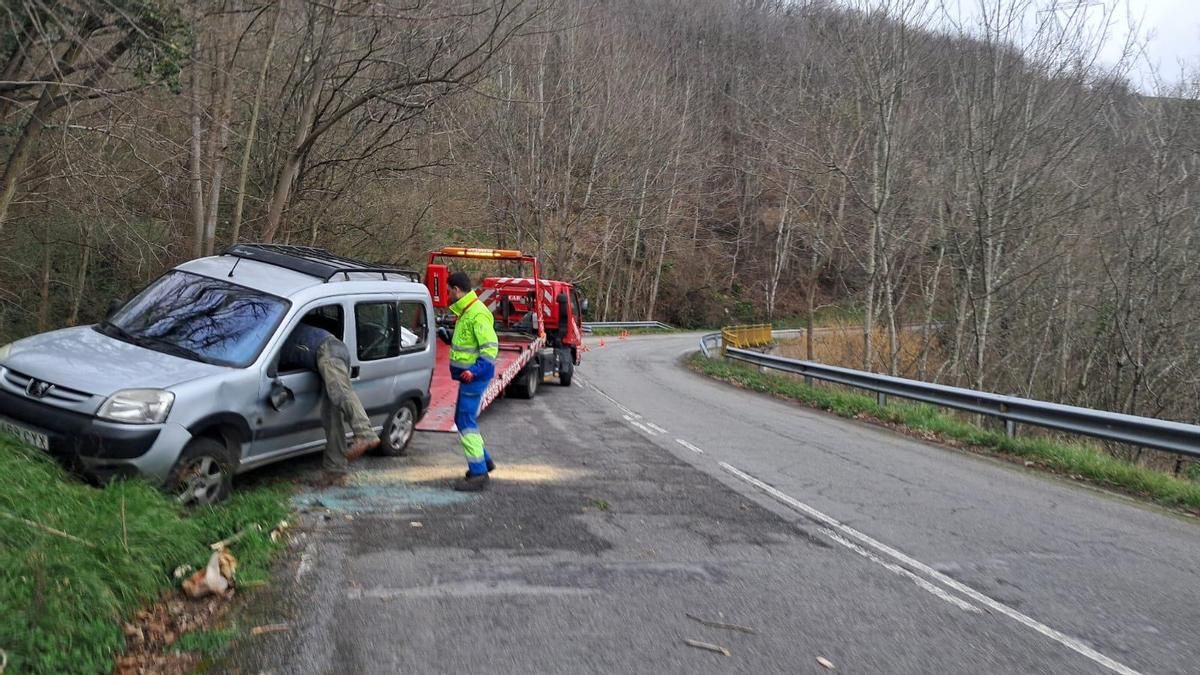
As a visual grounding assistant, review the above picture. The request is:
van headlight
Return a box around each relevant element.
[98,389,175,424]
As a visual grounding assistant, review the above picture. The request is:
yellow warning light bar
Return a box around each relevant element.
[439,246,524,259]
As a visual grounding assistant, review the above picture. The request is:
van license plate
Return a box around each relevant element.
[0,417,49,451]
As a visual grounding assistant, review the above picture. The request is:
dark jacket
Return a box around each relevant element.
[282,324,349,371]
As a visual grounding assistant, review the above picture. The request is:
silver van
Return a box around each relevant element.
[0,245,435,505]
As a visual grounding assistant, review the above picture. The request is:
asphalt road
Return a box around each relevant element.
[224,333,1200,674]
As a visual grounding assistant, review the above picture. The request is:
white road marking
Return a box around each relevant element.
[820,527,979,613]
[624,415,656,435]
[675,438,705,454]
[588,382,639,418]
[719,462,1142,675]
[647,422,668,434]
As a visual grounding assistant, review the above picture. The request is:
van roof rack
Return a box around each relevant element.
[223,244,420,283]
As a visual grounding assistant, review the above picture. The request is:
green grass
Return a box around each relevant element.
[688,353,1200,512]
[0,435,291,674]
[770,306,865,330]
[170,626,239,656]
[589,327,679,337]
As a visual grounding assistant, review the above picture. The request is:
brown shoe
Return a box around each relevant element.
[346,437,381,461]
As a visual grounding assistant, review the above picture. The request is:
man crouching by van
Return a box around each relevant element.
[282,324,380,482]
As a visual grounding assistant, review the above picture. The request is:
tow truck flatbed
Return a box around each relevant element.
[416,334,545,433]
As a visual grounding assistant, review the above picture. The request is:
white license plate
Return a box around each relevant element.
[0,416,49,451]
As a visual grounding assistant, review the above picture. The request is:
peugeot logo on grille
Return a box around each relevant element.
[25,379,52,399]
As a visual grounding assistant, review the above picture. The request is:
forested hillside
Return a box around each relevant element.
[3,0,1199,424]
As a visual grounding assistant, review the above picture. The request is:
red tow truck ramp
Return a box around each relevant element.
[415,335,544,433]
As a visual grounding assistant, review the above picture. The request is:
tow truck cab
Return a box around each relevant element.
[423,247,584,406]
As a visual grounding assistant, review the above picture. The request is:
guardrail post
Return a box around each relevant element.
[877,391,887,407]
[1005,419,1017,438]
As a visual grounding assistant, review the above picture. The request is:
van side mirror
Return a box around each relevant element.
[106,299,123,320]
[580,298,590,315]
[268,380,295,411]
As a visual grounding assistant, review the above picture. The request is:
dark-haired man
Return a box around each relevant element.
[442,272,499,491]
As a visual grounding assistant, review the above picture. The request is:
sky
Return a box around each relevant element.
[928,1,1200,91]
[1097,0,1200,88]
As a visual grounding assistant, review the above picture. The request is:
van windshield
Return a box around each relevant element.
[98,271,290,368]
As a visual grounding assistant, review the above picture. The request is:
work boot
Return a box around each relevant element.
[463,458,496,479]
[346,437,381,461]
[453,472,490,492]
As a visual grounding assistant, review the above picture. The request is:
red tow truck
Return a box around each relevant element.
[415,246,587,433]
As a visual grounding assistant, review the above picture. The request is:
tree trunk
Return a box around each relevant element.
[190,54,207,258]
[647,83,690,321]
[767,174,795,320]
[622,168,650,320]
[0,34,92,232]
[262,7,331,243]
[805,225,820,361]
[231,1,283,244]
[37,240,52,332]
[204,19,237,256]
[862,216,879,371]
[68,223,93,326]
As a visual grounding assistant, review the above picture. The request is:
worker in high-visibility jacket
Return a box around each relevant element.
[440,271,499,491]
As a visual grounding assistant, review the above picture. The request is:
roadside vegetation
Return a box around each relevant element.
[688,354,1200,513]
[588,326,680,337]
[0,435,290,674]
[7,0,1200,437]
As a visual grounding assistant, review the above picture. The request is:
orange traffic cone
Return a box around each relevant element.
[599,338,606,348]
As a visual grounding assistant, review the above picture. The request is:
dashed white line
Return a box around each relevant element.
[719,462,1141,675]
[675,438,705,454]
[647,422,668,434]
[589,382,639,418]
[624,415,656,435]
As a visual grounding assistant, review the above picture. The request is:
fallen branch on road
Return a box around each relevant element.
[685,613,756,634]
[684,639,730,656]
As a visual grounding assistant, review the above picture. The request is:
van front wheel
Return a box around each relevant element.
[170,437,235,507]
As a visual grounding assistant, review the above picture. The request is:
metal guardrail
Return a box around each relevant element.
[583,321,673,334]
[700,329,1200,459]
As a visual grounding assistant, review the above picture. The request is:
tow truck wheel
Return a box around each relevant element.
[378,401,417,456]
[509,364,540,399]
[558,348,574,387]
[170,437,235,507]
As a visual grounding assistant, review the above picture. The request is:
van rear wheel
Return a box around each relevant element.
[378,401,417,456]
[170,437,235,507]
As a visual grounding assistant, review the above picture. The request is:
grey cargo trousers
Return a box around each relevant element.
[316,341,379,473]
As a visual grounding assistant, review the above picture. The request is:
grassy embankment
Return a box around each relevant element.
[688,353,1200,513]
[0,435,291,674]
